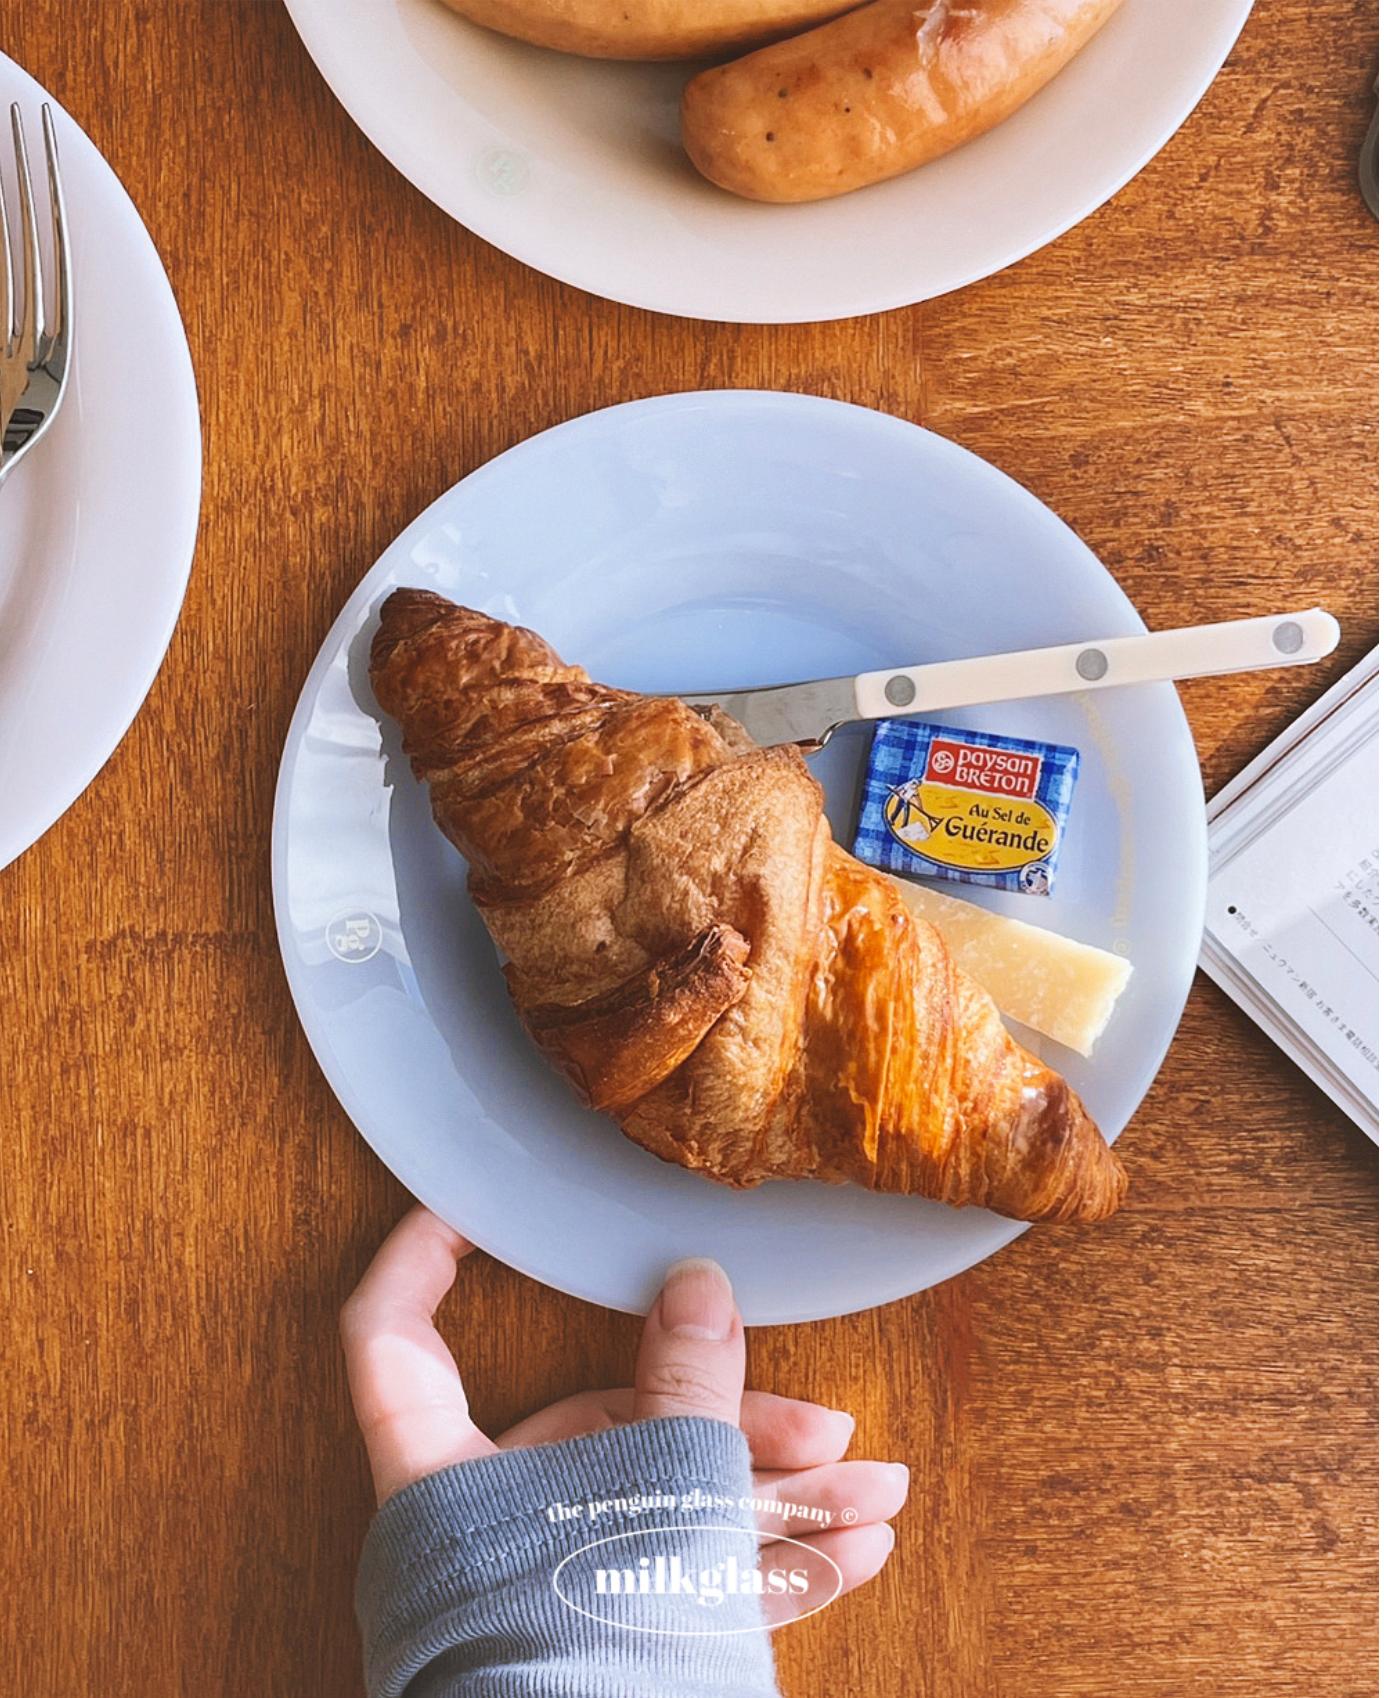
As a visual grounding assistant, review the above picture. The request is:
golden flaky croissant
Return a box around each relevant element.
[370,590,1127,1223]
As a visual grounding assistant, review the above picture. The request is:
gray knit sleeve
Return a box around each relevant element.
[356,1415,782,1698]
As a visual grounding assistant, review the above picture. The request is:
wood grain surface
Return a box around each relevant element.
[0,2,1376,1694]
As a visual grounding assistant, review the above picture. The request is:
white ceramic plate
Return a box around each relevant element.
[283,0,1253,322]
[0,54,201,876]
[273,391,1206,1323]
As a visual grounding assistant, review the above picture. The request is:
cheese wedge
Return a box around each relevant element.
[886,875,1132,1058]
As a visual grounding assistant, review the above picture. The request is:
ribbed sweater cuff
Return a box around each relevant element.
[357,1416,781,1698]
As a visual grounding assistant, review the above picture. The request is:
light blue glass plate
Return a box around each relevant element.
[272,392,1206,1323]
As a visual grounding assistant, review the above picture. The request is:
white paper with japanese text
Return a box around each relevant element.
[1201,651,1379,1139]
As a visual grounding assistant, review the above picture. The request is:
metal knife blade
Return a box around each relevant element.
[678,675,859,752]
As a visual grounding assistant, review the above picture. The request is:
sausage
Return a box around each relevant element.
[438,0,855,61]
[682,0,1126,202]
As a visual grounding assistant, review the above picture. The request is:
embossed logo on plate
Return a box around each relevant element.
[474,147,531,197]
[326,911,383,963]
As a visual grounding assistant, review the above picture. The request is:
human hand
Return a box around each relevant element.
[340,1204,908,1622]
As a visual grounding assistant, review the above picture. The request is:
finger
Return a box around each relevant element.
[632,1258,745,1427]
[757,1523,896,1628]
[739,1391,856,1471]
[496,1388,630,1450]
[749,1460,909,1536]
[496,1387,858,1463]
[340,1205,498,1504]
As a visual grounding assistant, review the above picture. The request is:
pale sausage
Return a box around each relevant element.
[439,0,856,61]
[682,0,1126,202]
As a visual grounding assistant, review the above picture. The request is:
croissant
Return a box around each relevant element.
[370,589,1126,1223]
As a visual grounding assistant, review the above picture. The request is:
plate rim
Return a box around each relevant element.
[272,388,1209,1322]
[0,51,203,876]
[281,0,1255,323]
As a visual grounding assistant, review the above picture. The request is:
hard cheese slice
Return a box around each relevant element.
[887,875,1132,1057]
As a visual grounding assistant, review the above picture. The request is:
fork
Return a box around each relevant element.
[0,104,72,488]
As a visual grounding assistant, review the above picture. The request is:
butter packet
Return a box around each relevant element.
[853,719,1079,896]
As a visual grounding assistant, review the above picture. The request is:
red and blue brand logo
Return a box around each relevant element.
[924,738,1042,799]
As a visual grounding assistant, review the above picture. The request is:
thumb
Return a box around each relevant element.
[632,1258,746,1429]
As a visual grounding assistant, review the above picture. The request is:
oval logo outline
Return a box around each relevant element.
[884,778,1057,873]
[550,1522,844,1636]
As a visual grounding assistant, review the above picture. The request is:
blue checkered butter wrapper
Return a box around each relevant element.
[853,719,1079,896]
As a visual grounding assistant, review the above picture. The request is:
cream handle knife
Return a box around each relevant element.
[680,609,1342,750]
[854,607,1341,718]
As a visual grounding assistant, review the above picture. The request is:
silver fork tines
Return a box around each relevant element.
[0,104,72,484]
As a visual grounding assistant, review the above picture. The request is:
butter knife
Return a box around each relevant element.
[677,608,1341,751]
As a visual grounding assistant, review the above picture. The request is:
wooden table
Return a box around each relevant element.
[1,3,1376,1693]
